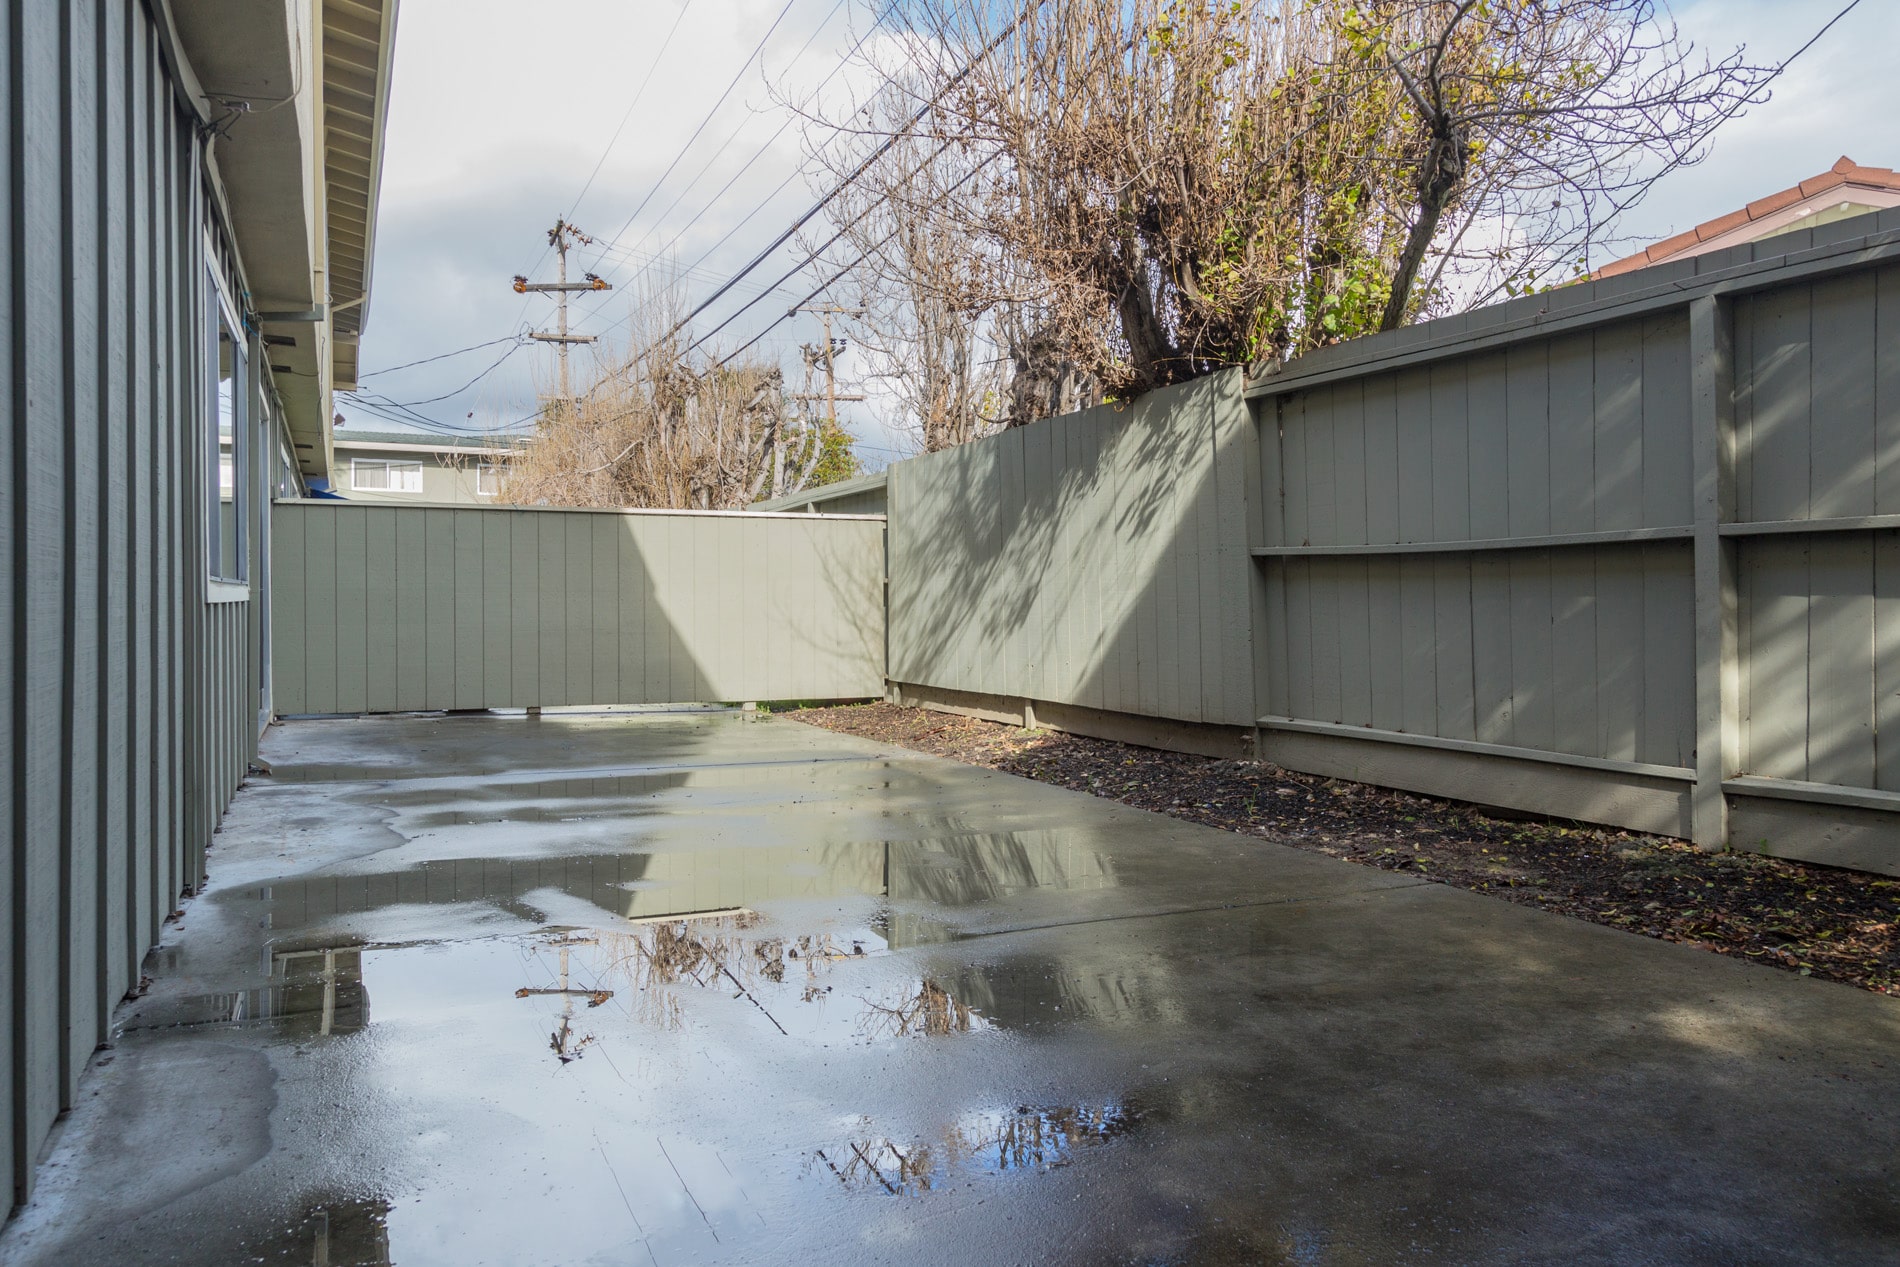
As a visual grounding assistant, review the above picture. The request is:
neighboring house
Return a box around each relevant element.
[0,0,396,1208]
[333,429,527,503]
[1598,155,1900,277]
[753,469,889,515]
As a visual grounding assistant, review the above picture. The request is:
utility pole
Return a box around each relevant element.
[787,305,866,493]
[513,219,612,420]
[792,305,866,425]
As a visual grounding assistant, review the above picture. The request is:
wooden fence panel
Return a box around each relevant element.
[272,503,886,712]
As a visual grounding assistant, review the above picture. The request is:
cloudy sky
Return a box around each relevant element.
[345,0,1898,466]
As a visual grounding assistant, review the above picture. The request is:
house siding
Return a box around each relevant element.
[2,0,274,1209]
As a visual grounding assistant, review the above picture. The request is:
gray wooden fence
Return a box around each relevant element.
[271,502,887,713]
[887,371,1259,748]
[882,208,1900,877]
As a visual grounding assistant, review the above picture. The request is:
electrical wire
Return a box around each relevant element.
[571,0,903,339]
[358,335,522,379]
[584,0,805,276]
[599,3,1038,376]
[368,340,526,407]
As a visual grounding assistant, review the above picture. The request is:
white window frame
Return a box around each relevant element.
[205,261,248,591]
[350,457,425,494]
[476,461,505,496]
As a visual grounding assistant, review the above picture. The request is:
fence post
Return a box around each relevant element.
[1690,296,1738,849]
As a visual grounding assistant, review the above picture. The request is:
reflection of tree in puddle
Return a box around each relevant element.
[812,1102,1143,1195]
[856,979,992,1039]
[510,913,995,1051]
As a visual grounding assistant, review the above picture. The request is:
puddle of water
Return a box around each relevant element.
[245,830,1120,948]
[811,1099,1148,1195]
[243,1196,393,1265]
[119,947,371,1038]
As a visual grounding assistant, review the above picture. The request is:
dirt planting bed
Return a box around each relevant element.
[787,702,1899,996]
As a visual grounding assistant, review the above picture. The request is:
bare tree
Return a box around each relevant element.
[800,75,1020,450]
[499,289,840,509]
[811,0,1769,402]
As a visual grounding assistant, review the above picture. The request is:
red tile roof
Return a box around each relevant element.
[1597,156,1900,278]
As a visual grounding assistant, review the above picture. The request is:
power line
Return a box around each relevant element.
[369,340,526,407]
[512,0,697,290]
[357,335,521,379]
[584,0,804,276]
[564,0,696,225]
[592,0,852,279]
[580,0,901,325]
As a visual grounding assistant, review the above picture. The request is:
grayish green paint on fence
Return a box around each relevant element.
[883,210,1900,875]
[271,503,888,713]
[887,371,1258,728]
[2,0,266,1211]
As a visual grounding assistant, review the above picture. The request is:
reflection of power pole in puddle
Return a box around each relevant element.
[515,933,612,1062]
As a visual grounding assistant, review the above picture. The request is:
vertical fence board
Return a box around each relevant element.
[1363,377,1400,545]
[363,509,398,711]
[1641,313,1692,529]
[1429,363,1470,542]
[1548,333,1596,534]
[1395,369,1434,543]
[1742,537,1811,779]
[481,511,512,707]
[1746,287,1812,523]
[1465,352,1509,540]
[1809,272,1878,520]
[1549,550,1599,757]
[1876,268,1900,516]
[1470,554,1514,747]
[1806,533,1875,788]
[1593,322,1645,531]
[1594,551,1644,762]
[1432,554,1476,741]
[1505,343,1552,537]
[1365,557,1404,732]
[1874,532,1900,792]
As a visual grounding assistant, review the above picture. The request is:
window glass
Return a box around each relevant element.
[351,459,424,493]
[209,290,245,583]
[477,462,505,495]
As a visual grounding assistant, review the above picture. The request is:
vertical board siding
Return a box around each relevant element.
[886,370,1257,726]
[4,0,267,1207]
[271,504,886,712]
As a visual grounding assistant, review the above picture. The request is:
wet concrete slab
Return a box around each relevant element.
[3,710,1896,1265]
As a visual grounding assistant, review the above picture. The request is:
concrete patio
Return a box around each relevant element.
[2,710,1895,1266]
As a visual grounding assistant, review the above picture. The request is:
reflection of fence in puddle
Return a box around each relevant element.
[812,1102,1143,1195]
[243,1195,392,1265]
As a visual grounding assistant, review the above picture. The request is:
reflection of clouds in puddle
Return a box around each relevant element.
[811,1101,1145,1195]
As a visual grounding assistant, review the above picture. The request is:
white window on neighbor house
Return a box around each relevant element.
[351,458,424,493]
[476,462,505,495]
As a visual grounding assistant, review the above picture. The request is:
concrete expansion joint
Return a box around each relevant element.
[945,880,1436,942]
